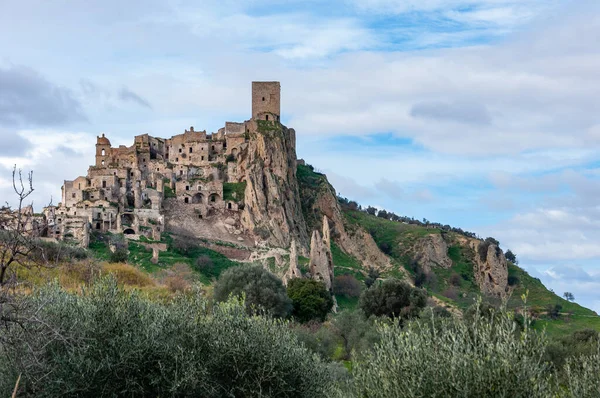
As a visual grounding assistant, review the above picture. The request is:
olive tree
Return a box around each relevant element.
[214,265,292,318]
[351,302,556,398]
[1,277,338,397]
[359,278,426,321]
[287,278,333,323]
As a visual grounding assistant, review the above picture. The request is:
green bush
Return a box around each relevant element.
[359,279,426,321]
[564,345,600,398]
[351,302,556,398]
[29,239,88,263]
[287,278,333,323]
[0,277,336,397]
[214,265,292,318]
[333,275,362,298]
[330,310,380,360]
[109,247,128,263]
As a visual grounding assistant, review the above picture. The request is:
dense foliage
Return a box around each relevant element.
[0,277,335,397]
[287,278,333,323]
[351,302,554,398]
[214,265,292,317]
[359,279,427,320]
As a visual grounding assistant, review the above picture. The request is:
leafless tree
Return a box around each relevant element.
[0,166,38,286]
[0,166,56,328]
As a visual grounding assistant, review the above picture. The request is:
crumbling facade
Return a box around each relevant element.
[41,82,283,247]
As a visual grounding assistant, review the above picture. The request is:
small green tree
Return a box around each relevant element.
[505,249,518,264]
[214,265,292,318]
[359,279,427,320]
[563,292,575,302]
[287,279,333,323]
[330,310,379,360]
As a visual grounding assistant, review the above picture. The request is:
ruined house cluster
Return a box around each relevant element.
[30,82,282,247]
[5,81,342,293]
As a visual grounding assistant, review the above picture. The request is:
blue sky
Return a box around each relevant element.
[1,0,600,312]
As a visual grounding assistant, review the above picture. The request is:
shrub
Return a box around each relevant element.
[508,275,520,286]
[164,275,190,292]
[546,329,600,370]
[333,275,361,298]
[214,265,292,318]
[351,302,556,398]
[359,279,427,321]
[449,272,462,287]
[102,263,155,287]
[0,277,337,397]
[564,345,600,398]
[30,239,88,263]
[293,321,338,361]
[109,247,128,263]
[287,278,333,323]
[442,286,459,300]
[195,255,214,274]
[364,267,380,288]
[330,310,380,360]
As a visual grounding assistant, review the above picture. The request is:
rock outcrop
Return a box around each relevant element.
[282,239,301,285]
[300,171,392,272]
[469,240,508,297]
[413,234,452,273]
[308,218,334,291]
[240,125,310,253]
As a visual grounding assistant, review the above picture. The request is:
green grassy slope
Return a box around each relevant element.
[89,232,239,284]
[343,209,600,337]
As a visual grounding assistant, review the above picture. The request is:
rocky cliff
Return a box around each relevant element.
[297,164,391,271]
[470,239,508,297]
[413,234,452,273]
[239,123,310,253]
[412,233,509,297]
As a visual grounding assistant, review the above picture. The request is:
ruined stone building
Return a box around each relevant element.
[42,82,287,247]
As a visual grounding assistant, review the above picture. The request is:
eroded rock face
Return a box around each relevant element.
[239,126,310,253]
[310,179,392,271]
[308,223,334,291]
[470,240,508,297]
[413,234,452,273]
[282,239,301,285]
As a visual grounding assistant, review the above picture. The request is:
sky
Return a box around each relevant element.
[1,0,599,312]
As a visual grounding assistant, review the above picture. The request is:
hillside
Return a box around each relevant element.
[296,163,600,337]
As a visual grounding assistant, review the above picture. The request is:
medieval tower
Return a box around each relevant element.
[252,81,280,121]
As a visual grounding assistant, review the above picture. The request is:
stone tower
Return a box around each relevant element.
[95,134,111,167]
[252,81,280,121]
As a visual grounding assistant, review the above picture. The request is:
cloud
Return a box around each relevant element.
[0,130,95,209]
[325,171,376,201]
[118,87,152,109]
[410,100,492,125]
[0,131,32,156]
[0,65,85,127]
[374,178,435,202]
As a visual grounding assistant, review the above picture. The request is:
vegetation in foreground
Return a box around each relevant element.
[1,278,600,397]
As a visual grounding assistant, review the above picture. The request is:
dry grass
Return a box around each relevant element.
[102,263,156,287]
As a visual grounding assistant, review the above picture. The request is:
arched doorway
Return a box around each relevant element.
[192,193,204,204]
[121,213,135,227]
[123,228,135,235]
